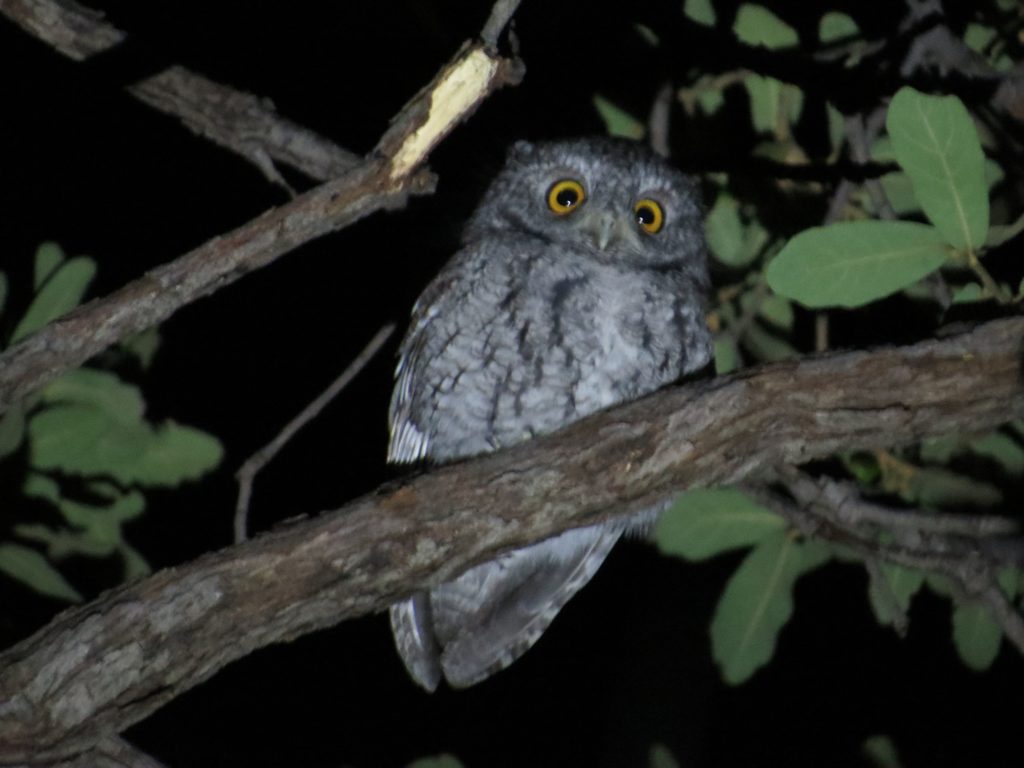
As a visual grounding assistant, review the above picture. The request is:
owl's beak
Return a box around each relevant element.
[595,211,616,250]
[582,209,627,252]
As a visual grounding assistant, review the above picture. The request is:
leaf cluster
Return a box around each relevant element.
[0,244,223,602]
[595,1,1024,689]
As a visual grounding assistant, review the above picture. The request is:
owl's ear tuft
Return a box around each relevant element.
[509,140,535,162]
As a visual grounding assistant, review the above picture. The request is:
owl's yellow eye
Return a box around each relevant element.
[634,199,664,234]
[547,179,586,215]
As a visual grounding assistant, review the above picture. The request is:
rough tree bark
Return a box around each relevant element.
[0,316,1022,765]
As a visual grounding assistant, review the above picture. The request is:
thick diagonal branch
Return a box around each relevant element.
[1,316,1021,764]
[0,5,524,416]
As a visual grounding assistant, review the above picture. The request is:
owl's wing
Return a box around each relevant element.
[389,594,443,692]
[431,523,624,688]
[387,269,461,464]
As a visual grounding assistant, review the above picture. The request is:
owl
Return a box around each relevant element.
[388,137,712,691]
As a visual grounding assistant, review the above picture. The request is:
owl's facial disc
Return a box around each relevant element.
[577,207,642,252]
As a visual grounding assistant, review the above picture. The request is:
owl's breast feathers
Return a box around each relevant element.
[387,232,711,465]
[386,138,710,691]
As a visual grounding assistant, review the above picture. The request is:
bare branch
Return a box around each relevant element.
[0,317,1021,764]
[0,0,357,186]
[129,67,361,186]
[480,0,521,50]
[0,0,124,60]
[757,464,1024,657]
[234,323,397,543]
[0,10,524,416]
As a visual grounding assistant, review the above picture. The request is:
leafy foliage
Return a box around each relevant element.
[0,243,223,601]
[631,1,1024,691]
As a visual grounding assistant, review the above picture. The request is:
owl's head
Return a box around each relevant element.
[463,138,706,281]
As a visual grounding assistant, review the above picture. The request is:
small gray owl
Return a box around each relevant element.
[388,137,712,691]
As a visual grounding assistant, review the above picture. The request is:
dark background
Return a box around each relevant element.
[0,1,1020,766]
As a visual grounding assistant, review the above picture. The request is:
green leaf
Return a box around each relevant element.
[842,451,880,484]
[744,75,803,134]
[132,421,224,486]
[707,193,748,267]
[951,283,984,304]
[868,564,925,629]
[20,479,145,558]
[863,735,904,768]
[30,404,148,477]
[878,172,922,216]
[120,327,162,370]
[0,543,82,602]
[120,542,152,581]
[886,87,989,251]
[970,433,1024,475]
[656,488,786,561]
[34,242,66,291]
[741,322,798,362]
[15,522,119,559]
[963,23,996,54]
[826,103,845,155]
[697,88,725,115]
[766,221,949,308]
[985,158,1004,191]
[919,432,961,463]
[29,405,222,486]
[906,466,1002,508]
[734,4,797,48]
[952,599,1002,670]
[683,0,715,27]
[870,140,922,216]
[649,743,681,768]
[23,471,61,503]
[712,533,830,683]
[758,294,794,330]
[41,369,146,424]
[11,256,97,344]
[593,95,645,140]
[714,337,739,375]
[819,12,858,43]
[0,402,26,459]
[58,489,146,529]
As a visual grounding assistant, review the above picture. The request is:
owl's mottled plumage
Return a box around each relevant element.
[388,137,711,691]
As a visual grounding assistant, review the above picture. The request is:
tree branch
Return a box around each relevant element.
[0,0,360,186]
[0,4,524,416]
[0,316,1022,764]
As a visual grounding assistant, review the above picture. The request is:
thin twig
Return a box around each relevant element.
[806,474,1019,537]
[234,323,396,543]
[480,0,522,49]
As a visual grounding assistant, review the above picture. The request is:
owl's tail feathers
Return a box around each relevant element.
[434,524,624,688]
[389,593,443,692]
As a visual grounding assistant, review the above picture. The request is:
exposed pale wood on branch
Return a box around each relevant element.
[0,4,524,416]
[0,316,1021,765]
